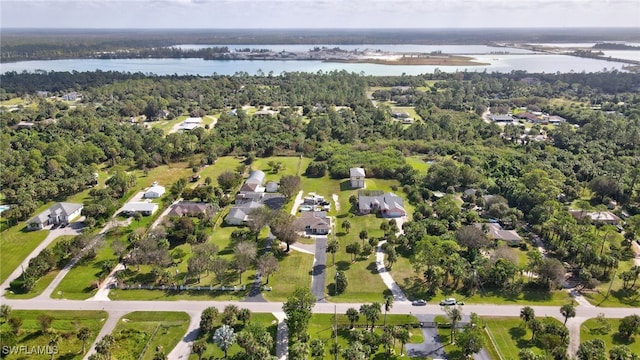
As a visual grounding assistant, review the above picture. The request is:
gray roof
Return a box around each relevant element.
[225,200,262,222]
[28,202,83,225]
[246,170,266,185]
[358,192,405,213]
[350,167,365,177]
[490,114,513,122]
[475,223,522,242]
[122,202,158,213]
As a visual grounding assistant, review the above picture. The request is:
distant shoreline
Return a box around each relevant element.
[325,55,490,66]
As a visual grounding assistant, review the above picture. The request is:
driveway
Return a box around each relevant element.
[311,236,327,301]
[405,327,447,359]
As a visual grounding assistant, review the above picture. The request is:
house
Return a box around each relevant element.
[27,202,83,230]
[224,200,262,225]
[265,181,279,193]
[183,117,203,124]
[62,92,79,101]
[296,211,331,235]
[358,191,406,217]
[178,123,200,131]
[391,111,411,119]
[350,168,366,188]
[516,112,544,123]
[121,202,158,216]
[245,170,266,186]
[490,114,513,122]
[168,202,214,218]
[475,223,522,246]
[548,115,566,125]
[569,210,621,225]
[144,182,165,199]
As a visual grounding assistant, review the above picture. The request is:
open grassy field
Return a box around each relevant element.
[262,250,315,301]
[580,317,640,355]
[193,156,245,188]
[189,312,278,360]
[483,317,550,359]
[250,156,307,182]
[583,259,640,307]
[110,311,190,360]
[308,313,424,360]
[149,115,187,134]
[5,235,77,299]
[0,310,107,360]
[0,225,50,283]
[405,156,431,174]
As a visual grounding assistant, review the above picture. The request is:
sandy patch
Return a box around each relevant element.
[332,194,340,211]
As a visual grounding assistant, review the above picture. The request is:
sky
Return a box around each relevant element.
[1,0,639,29]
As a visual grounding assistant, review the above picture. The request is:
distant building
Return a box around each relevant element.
[548,115,566,125]
[475,223,522,246]
[168,201,214,218]
[569,210,621,225]
[121,202,158,216]
[490,114,513,122]
[144,182,166,199]
[61,92,80,101]
[27,203,84,230]
[358,191,406,217]
[350,167,366,188]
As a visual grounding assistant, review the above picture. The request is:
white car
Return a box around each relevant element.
[439,298,457,306]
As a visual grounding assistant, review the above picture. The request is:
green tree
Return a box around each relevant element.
[257,252,279,284]
[560,303,576,325]
[0,304,11,322]
[213,325,236,359]
[48,333,60,360]
[457,324,484,358]
[78,326,92,354]
[618,314,640,340]
[200,307,219,333]
[359,303,381,332]
[397,327,410,355]
[191,339,207,360]
[8,317,22,335]
[609,345,635,360]
[38,314,53,334]
[520,306,535,327]
[238,308,251,326]
[95,335,115,360]
[577,339,606,360]
[310,339,325,360]
[335,270,348,294]
[359,230,368,245]
[383,295,393,326]
[341,219,351,234]
[326,239,339,266]
[346,308,360,329]
[528,318,544,341]
[279,175,301,200]
[282,288,316,342]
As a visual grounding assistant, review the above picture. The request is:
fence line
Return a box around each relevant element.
[484,326,505,360]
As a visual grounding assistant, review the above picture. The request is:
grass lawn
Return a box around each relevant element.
[132,162,193,191]
[5,235,77,299]
[580,317,640,354]
[391,106,421,120]
[262,250,315,302]
[193,156,244,188]
[250,156,306,182]
[0,225,50,283]
[0,310,107,360]
[110,311,190,360]
[483,317,551,359]
[65,167,110,204]
[190,312,278,359]
[0,97,26,106]
[149,115,187,134]
[583,259,640,307]
[308,313,424,360]
[405,156,431,174]
[52,236,118,300]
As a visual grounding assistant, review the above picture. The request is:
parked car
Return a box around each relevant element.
[412,299,427,306]
[439,298,457,306]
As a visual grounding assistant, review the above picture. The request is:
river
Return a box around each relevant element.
[0,44,633,76]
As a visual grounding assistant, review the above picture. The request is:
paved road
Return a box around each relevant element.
[311,236,327,301]
[83,310,127,360]
[167,310,203,360]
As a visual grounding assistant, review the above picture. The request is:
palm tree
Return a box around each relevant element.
[560,303,576,325]
[346,308,360,329]
[341,220,351,234]
[386,247,398,270]
[359,230,368,245]
[326,239,339,266]
[191,339,207,360]
[0,304,11,322]
[49,333,60,360]
[383,295,393,326]
[213,325,236,359]
[360,303,381,332]
[397,328,410,355]
[445,306,462,344]
[77,327,92,354]
[237,308,251,326]
[520,306,535,327]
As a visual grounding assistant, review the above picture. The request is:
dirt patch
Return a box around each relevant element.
[332,194,340,211]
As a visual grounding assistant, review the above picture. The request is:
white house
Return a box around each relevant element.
[27,202,83,230]
[121,202,159,216]
[144,182,165,199]
[350,167,366,188]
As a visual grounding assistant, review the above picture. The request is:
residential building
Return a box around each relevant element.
[224,200,262,225]
[569,210,621,225]
[27,202,84,230]
[245,170,266,186]
[358,191,406,217]
[475,223,522,246]
[168,202,214,218]
[121,202,158,216]
[144,182,165,199]
[295,211,331,235]
[490,114,513,122]
[350,167,366,188]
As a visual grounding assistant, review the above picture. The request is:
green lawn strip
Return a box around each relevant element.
[132,161,193,191]
[405,156,431,174]
[190,313,277,359]
[580,317,640,354]
[51,236,118,300]
[5,235,77,299]
[483,316,547,359]
[0,97,25,105]
[583,259,639,307]
[0,310,107,359]
[308,313,423,360]
[110,311,190,360]
[262,250,315,302]
[193,156,244,188]
[0,225,50,283]
[149,115,187,134]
